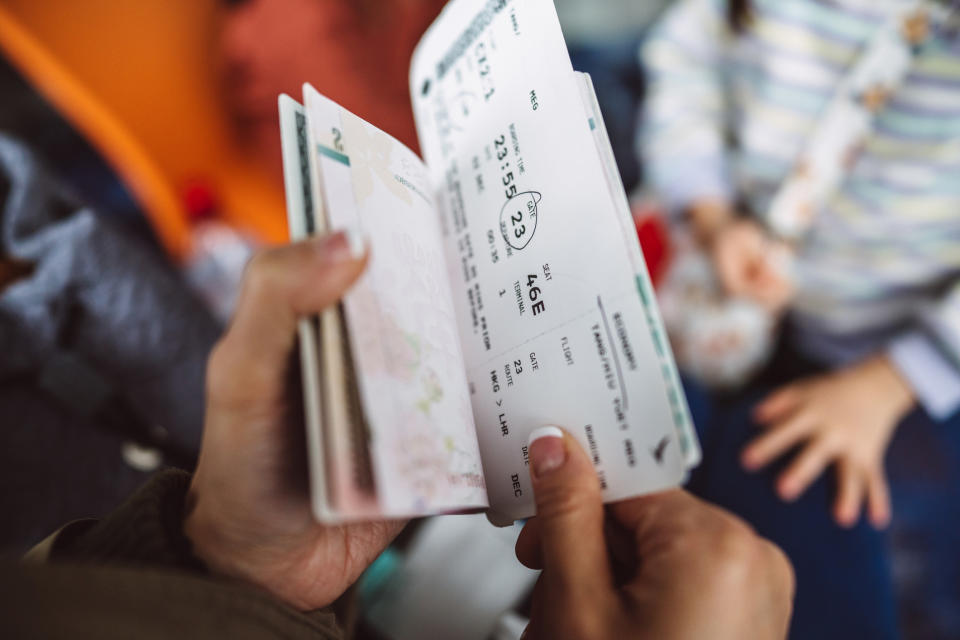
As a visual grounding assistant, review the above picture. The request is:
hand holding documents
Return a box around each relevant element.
[278,0,700,525]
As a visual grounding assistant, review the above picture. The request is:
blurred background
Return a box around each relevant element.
[0,1,956,639]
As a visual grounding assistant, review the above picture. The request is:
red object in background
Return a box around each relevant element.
[182,180,219,223]
[632,202,671,287]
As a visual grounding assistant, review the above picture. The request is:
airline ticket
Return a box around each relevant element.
[410,0,696,522]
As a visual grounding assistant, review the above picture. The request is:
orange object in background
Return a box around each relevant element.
[0,1,446,260]
[0,0,287,259]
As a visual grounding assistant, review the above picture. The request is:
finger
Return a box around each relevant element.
[750,255,785,290]
[776,440,831,502]
[743,254,771,292]
[866,468,892,529]
[833,461,864,528]
[611,490,767,583]
[526,426,613,605]
[446,507,486,515]
[208,230,367,405]
[522,576,547,640]
[610,488,706,547]
[753,385,802,424]
[741,411,815,471]
[517,514,636,575]
[717,252,752,298]
[730,228,767,297]
[515,517,543,570]
[713,232,752,297]
[754,274,793,313]
[230,230,367,356]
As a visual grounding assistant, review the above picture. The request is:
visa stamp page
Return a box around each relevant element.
[303,86,488,516]
[411,0,689,522]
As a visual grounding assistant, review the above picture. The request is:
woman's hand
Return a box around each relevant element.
[742,356,915,528]
[516,427,794,640]
[184,231,406,611]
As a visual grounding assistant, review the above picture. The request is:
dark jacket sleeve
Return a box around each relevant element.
[44,468,203,570]
[13,469,352,639]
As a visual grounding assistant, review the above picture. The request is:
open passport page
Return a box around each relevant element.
[278,0,700,525]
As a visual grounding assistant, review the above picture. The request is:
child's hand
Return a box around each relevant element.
[741,356,915,528]
[711,219,793,313]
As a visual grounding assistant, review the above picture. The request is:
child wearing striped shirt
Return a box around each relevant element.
[642,1,960,636]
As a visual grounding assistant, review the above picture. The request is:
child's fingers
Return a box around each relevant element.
[741,410,814,470]
[776,439,830,501]
[716,230,764,297]
[753,272,793,312]
[717,254,752,297]
[866,469,892,529]
[833,461,864,528]
[753,385,802,423]
[749,258,783,291]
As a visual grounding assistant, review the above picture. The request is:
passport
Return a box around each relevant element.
[278,0,699,524]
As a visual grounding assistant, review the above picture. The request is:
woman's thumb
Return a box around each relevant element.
[527,426,612,603]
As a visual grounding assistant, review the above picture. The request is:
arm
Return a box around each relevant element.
[888,281,960,421]
[12,469,348,640]
[19,231,399,640]
[641,1,795,311]
[640,0,734,228]
[25,470,199,570]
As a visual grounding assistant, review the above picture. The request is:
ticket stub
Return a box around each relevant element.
[411,0,692,522]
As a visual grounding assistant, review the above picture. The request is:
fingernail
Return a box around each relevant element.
[778,479,798,502]
[342,226,368,259]
[320,227,368,261]
[528,426,566,478]
[835,507,854,528]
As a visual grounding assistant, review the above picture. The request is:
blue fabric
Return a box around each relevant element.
[886,405,960,638]
[568,38,645,193]
[685,340,960,639]
[685,348,898,639]
[689,387,899,639]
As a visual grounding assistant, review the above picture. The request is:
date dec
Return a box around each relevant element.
[510,473,523,497]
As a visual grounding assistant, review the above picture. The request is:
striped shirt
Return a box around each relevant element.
[641,0,960,418]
